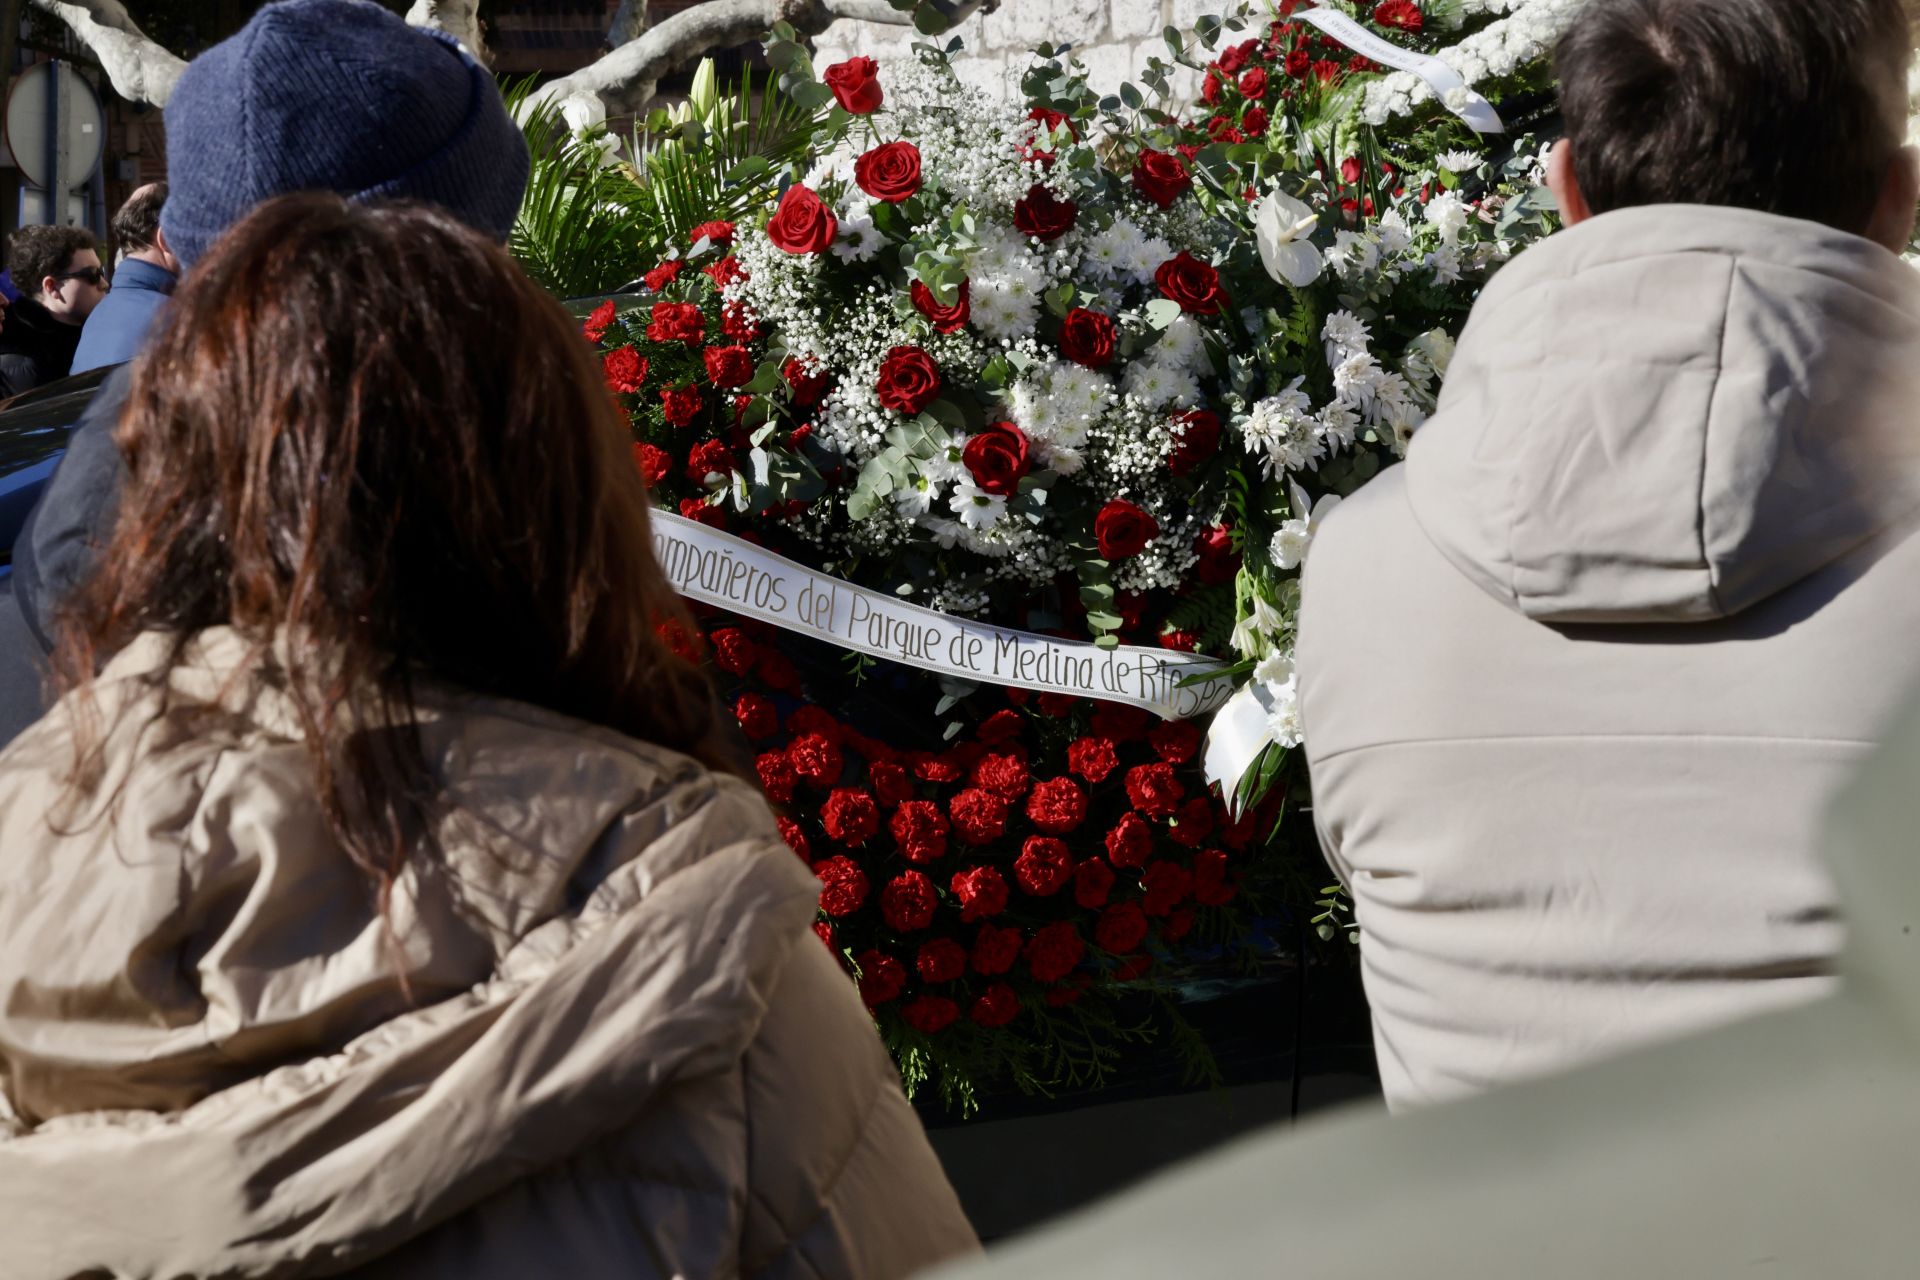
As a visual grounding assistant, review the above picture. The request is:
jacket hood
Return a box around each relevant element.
[0,629,817,1277]
[1406,205,1920,623]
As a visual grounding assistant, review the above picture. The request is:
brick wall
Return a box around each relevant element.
[812,0,1229,106]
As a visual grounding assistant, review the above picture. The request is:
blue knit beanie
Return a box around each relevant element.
[160,0,529,268]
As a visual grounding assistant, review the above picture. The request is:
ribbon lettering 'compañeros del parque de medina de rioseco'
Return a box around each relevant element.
[651,509,1231,721]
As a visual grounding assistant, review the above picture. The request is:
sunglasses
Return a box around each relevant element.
[53,267,106,287]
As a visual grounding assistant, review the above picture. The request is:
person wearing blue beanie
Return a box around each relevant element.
[0,0,532,746]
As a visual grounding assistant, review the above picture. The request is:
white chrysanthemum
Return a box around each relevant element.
[1437,149,1481,173]
[1157,314,1211,374]
[893,472,940,518]
[924,434,971,485]
[1317,402,1360,452]
[1322,310,1371,365]
[1122,358,1196,410]
[950,479,1008,530]
[1084,217,1146,282]
[1425,190,1470,245]
[972,275,1042,342]
[1376,208,1414,257]
[831,206,884,263]
[1325,229,1381,279]
[1243,382,1324,478]
[1040,441,1085,475]
[1127,233,1175,284]
[920,516,967,549]
[1332,351,1384,406]
[1426,243,1464,284]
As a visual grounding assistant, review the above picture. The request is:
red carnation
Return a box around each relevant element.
[1025,776,1088,836]
[678,497,724,527]
[875,345,942,416]
[912,752,967,784]
[1141,861,1194,916]
[1073,858,1115,908]
[703,344,754,389]
[1164,906,1196,941]
[970,982,1020,1028]
[758,649,800,691]
[916,938,968,984]
[1025,921,1086,983]
[686,439,734,484]
[711,627,757,675]
[882,870,938,932]
[583,298,616,343]
[1015,836,1073,896]
[1096,901,1150,953]
[855,950,906,1006]
[962,421,1031,497]
[972,922,1024,975]
[1218,37,1257,74]
[1095,499,1159,561]
[890,799,950,864]
[971,751,1031,800]
[735,693,779,740]
[1202,69,1224,105]
[814,855,869,917]
[690,219,736,247]
[822,788,880,845]
[777,816,811,862]
[870,760,913,807]
[855,139,922,203]
[722,301,761,341]
[1091,702,1151,741]
[910,278,971,333]
[646,301,705,345]
[1150,720,1203,765]
[1244,106,1270,137]
[1155,251,1228,315]
[704,255,747,289]
[1067,737,1120,784]
[756,751,797,804]
[950,865,1009,922]
[783,356,831,405]
[1013,183,1078,241]
[1170,408,1221,475]
[823,56,883,114]
[1059,307,1117,369]
[603,345,647,393]
[900,994,959,1034]
[1105,812,1154,868]
[1131,148,1193,209]
[1126,762,1185,816]
[977,709,1024,745]
[644,260,683,291]
[766,184,838,255]
[633,441,672,487]
[1168,796,1215,848]
[1238,66,1269,100]
[949,788,1008,846]
[661,383,702,427]
[787,706,844,742]
[788,731,845,788]
[1195,847,1238,905]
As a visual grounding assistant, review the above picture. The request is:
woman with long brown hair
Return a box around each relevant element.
[0,193,977,1278]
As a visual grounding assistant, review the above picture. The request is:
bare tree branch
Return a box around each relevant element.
[405,0,488,64]
[26,0,185,106]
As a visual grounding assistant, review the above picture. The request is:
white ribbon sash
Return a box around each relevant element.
[1292,7,1507,134]
[652,510,1232,721]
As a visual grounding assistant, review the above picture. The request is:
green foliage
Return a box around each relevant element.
[506,84,654,298]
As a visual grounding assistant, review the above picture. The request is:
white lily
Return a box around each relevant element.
[1270,479,1343,571]
[1255,189,1324,288]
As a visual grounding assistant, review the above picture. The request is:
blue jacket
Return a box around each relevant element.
[70,257,176,373]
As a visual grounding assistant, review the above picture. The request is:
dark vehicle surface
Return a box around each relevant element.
[0,367,113,577]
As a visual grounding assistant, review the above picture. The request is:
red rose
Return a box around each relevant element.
[646,301,704,345]
[970,982,1020,1028]
[949,787,1008,846]
[633,442,672,487]
[1168,796,1215,848]
[788,731,844,788]
[855,950,906,1006]
[1014,835,1073,897]
[1096,901,1150,953]
[777,816,811,862]
[686,440,734,484]
[1065,738,1117,784]
[882,870,938,932]
[1131,148,1193,209]
[1196,525,1244,588]
[1091,702,1151,741]
[970,751,1031,800]
[702,345,754,389]
[1025,776,1087,835]
[823,56,883,114]
[977,709,1024,745]
[690,219,736,247]
[855,139,922,203]
[661,383,702,427]
[603,346,647,393]
[644,260,683,291]
[890,799,950,864]
[1141,861,1194,916]
[1021,106,1077,165]
[869,759,913,807]
[1105,812,1154,868]
[767,184,838,255]
[1244,106,1270,137]
[1207,115,1242,144]
[1202,69,1225,105]
[1073,858,1115,909]
[1059,307,1117,369]
[583,298,616,343]
[822,788,880,845]
[916,937,968,984]
[910,278,971,333]
[950,865,1009,922]
[1095,499,1160,560]
[1170,409,1221,476]
[1238,66,1269,99]
[1285,47,1312,78]
[1025,921,1086,983]
[756,751,797,804]
[1373,0,1422,31]
[900,994,959,1034]
[972,923,1023,975]
[961,421,1031,497]
[1013,184,1078,241]
[1150,720,1203,765]
[814,855,869,917]
[735,693,779,740]
[1219,37,1258,73]
[1194,847,1237,905]
[1126,762,1185,816]
[1155,251,1228,315]
[875,345,942,416]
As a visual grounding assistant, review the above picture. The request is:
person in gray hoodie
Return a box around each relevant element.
[1297,0,1920,1110]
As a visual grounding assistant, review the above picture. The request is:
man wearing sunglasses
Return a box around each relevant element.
[0,225,107,400]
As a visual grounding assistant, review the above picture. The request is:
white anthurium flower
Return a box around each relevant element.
[1255,189,1324,288]
[557,91,606,134]
[1270,478,1344,571]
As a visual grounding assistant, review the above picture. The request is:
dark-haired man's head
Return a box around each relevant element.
[1551,0,1918,251]
[112,183,176,274]
[9,225,106,325]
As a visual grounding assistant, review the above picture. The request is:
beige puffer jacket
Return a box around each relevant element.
[0,629,978,1278]
[1299,205,1920,1111]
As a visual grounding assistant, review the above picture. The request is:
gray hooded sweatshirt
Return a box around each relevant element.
[1297,204,1920,1110]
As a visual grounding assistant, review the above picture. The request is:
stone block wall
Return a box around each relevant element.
[812,0,1243,106]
